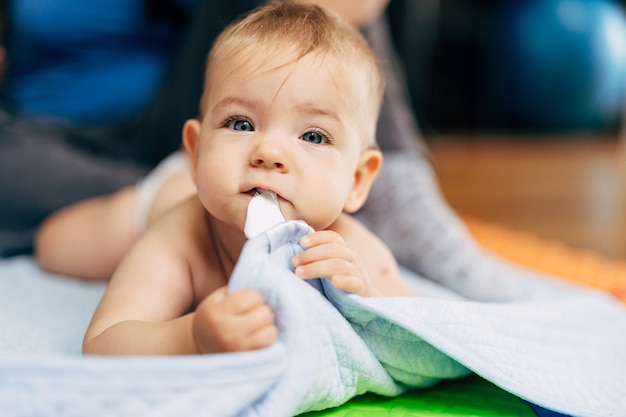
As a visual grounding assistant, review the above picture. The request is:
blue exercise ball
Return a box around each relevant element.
[489,0,626,132]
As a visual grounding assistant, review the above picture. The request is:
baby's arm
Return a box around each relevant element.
[83,206,277,355]
[85,285,276,355]
[82,229,200,355]
[293,214,416,297]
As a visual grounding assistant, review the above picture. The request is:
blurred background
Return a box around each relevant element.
[386,0,626,260]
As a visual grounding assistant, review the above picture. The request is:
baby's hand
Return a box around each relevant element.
[292,230,373,297]
[193,287,278,354]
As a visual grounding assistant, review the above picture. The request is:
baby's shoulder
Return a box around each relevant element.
[332,213,395,262]
[146,196,211,247]
[330,213,377,242]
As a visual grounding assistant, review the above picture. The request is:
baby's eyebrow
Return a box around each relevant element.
[294,104,341,124]
[211,96,257,113]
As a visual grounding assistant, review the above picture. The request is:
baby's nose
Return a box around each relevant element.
[250,140,288,171]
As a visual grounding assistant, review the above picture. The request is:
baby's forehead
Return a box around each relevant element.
[215,47,344,79]
[210,48,372,102]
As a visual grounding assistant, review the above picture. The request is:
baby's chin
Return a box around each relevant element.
[299,215,340,232]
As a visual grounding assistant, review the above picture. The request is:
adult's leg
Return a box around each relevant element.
[0,114,149,255]
[364,14,428,155]
[358,15,575,301]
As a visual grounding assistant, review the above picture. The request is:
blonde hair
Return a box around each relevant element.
[200,1,384,126]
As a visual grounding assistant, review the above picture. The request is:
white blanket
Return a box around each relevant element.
[0,221,625,417]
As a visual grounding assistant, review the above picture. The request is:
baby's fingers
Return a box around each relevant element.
[330,275,364,295]
[293,256,350,280]
[221,288,268,315]
[299,230,344,248]
[229,302,277,350]
[196,288,278,353]
[293,244,356,279]
[246,322,279,351]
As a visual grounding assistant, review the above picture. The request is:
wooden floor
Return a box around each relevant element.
[429,134,626,261]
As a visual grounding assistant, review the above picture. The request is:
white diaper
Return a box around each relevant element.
[134,151,188,235]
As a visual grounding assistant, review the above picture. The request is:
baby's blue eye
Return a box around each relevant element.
[229,119,254,131]
[301,131,325,144]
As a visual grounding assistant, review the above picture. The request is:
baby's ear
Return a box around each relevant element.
[343,149,382,213]
[182,119,202,183]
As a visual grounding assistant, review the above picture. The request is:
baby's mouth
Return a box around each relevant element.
[248,187,280,201]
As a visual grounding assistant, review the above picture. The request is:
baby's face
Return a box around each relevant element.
[190,50,377,232]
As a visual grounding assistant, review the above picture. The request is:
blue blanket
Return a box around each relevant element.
[0,221,625,416]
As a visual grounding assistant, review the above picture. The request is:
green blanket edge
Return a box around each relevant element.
[301,374,535,417]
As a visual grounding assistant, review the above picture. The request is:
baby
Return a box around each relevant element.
[82,0,416,356]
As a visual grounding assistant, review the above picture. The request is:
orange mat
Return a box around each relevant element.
[463,216,626,304]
